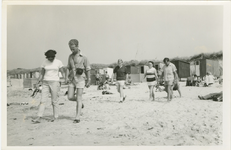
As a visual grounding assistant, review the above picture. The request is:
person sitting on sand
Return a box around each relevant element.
[97,78,110,91]
[186,75,193,86]
[198,91,222,102]
[97,77,104,90]
[144,61,158,101]
[197,76,202,87]
[105,71,110,81]
[204,72,214,87]
[126,74,132,85]
[104,79,110,90]
[95,71,100,85]
[65,39,91,123]
[112,59,128,103]
[101,79,113,95]
[161,58,178,101]
[192,74,198,86]
[32,50,65,123]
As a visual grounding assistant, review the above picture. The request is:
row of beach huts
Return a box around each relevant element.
[7,58,222,88]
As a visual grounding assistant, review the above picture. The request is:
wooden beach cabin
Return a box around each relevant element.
[126,65,149,82]
[171,60,190,80]
[190,59,221,78]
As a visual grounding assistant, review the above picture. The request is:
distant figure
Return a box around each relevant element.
[161,58,178,101]
[101,79,112,95]
[127,74,132,85]
[7,75,12,87]
[186,75,193,86]
[32,49,65,124]
[112,59,128,103]
[157,68,164,86]
[144,61,158,101]
[192,74,198,86]
[204,72,214,87]
[95,71,100,85]
[96,76,103,90]
[105,80,110,90]
[196,76,202,87]
[105,71,110,81]
[97,78,106,90]
[198,91,222,102]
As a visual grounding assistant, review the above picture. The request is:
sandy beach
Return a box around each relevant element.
[7,82,222,146]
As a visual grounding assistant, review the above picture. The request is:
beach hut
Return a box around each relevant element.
[103,68,113,78]
[90,69,98,85]
[190,59,221,78]
[126,65,149,82]
[23,78,39,88]
[171,60,190,80]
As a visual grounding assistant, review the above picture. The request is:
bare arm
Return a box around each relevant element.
[173,71,178,84]
[65,55,72,83]
[85,70,91,88]
[173,71,177,80]
[37,68,45,84]
[59,67,65,80]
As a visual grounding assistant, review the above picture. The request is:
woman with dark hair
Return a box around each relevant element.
[144,61,158,101]
[32,50,65,123]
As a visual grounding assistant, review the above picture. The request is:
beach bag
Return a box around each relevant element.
[173,83,178,91]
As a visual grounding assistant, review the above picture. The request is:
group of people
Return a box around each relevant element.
[32,39,90,124]
[31,39,182,124]
[186,71,215,87]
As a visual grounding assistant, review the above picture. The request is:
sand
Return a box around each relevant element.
[6,82,222,146]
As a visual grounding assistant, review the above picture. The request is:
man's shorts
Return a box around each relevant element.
[69,80,85,89]
[165,80,174,86]
[116,80,125,89]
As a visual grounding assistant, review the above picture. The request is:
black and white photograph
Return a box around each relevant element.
[1,1,230,149]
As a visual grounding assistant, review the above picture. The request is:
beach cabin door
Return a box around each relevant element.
[195,61,200,76]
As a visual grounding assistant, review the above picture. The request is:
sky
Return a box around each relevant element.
[6,5,223,70]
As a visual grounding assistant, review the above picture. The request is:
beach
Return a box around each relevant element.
[7,82,222,146]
